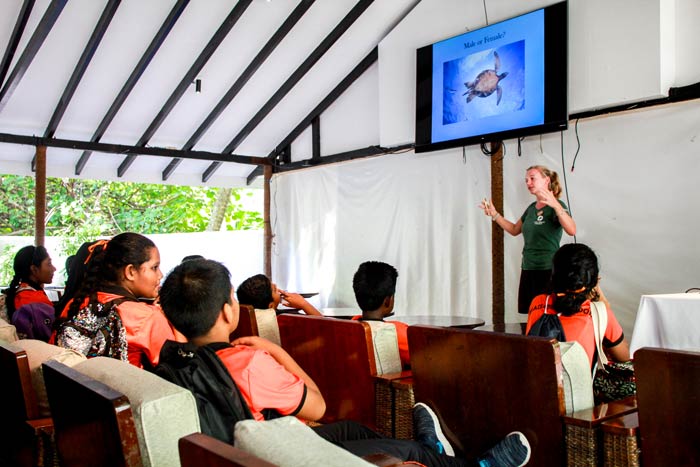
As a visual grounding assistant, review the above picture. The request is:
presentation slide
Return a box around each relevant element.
[430,9,545,144]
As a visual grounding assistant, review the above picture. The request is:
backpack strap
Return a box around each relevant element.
[590,301,608,368]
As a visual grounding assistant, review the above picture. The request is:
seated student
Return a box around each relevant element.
[352,261,409,368]
[237,273,321,316]
[53,233,179,369]
[55,240,100,315]
[526,243,630,367]
[1,245,57,340]
[159,259,531,467]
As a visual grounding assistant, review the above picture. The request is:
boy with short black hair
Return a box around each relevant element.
[237,273,321,316]
[352,261,410,367]
[159,260,531,467]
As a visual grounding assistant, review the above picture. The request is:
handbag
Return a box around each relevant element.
[589,301,636,403]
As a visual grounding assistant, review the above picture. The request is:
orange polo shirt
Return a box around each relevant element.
[526,294,624,366]
[216,345,306,421]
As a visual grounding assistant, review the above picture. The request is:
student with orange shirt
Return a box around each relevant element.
[53,233,178,369]
[526,243,630,367]
[352,261,410,368]
[158,259,532,467]
[1,245,56,340]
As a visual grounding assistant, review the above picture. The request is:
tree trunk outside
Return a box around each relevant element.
[206,188,232,231]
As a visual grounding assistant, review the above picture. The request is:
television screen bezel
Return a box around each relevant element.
[415,1,568,153]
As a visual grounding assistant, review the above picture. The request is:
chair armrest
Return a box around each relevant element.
[562,395,637,429]
[373,370,412,382]
[26,417,53,434]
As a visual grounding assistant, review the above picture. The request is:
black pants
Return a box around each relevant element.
[312,420,477,467]
[518,269,551,315]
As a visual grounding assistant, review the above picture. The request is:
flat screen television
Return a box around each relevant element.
[415,1,568,153]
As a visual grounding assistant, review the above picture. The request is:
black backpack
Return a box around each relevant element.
[155,340,253,444]
[527,296,567,342]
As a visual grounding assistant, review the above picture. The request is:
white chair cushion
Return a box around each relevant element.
[13,339,86,417]
[364,321,402,375]
[559,341,595,413]
[234,416,374,467]
[255,308,281,345]
[0,317,19,343]
[73,357,200,467]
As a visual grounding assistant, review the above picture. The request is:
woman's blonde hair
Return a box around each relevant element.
[528,165,562,198]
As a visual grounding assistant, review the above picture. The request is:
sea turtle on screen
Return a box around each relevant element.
[463,51,509,105]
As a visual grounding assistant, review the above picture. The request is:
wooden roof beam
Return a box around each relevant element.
[201,0,375,183]
[117,0,253,178]
[75,0,190,175]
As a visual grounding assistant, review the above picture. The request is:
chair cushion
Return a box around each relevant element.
[13,339,87,417]
[365,321,402,375]
[0,317,19,343]
[255,308,281,345]
[234,416,374,467]
[73,357,200,467]
[560,341,594,413]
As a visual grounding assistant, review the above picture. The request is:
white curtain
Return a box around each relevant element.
[271,99,700,336]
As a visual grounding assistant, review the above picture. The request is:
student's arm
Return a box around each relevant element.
[280,292,322,316]
[608,338,631,362]
[232,336,326,420]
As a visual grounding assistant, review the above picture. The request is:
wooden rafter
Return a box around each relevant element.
[0,0,67,113]
[202,0,375,183]
[117,0,253,178]
[75,0,190,175]
[161,0,316,181]
[0,0,35,88]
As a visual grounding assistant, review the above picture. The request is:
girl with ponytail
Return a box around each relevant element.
[53,232,178,368]
[1,245,56,339]
[525,243,630,367]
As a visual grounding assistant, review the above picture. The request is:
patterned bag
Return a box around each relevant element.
[590,301,636,404]
[593,360,636,404]
[55,297,134,362]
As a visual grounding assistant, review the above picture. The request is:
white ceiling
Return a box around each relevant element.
[0,0,418,187]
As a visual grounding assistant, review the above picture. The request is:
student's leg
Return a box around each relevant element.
[312,421,476,467]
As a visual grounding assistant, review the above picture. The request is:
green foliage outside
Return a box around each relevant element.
[0,175,263,284]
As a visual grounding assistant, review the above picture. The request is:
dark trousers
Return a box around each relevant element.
[312,421,477,467]
[518,269,551,315]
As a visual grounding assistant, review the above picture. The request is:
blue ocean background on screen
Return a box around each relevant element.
[430,8,545,144]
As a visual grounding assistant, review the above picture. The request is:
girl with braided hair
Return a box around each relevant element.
[1,245,56,339]
[53,232,178,368]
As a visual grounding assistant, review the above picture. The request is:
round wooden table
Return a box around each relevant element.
[389,315,485,329]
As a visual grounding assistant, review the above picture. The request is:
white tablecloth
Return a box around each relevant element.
[630,293,700,355]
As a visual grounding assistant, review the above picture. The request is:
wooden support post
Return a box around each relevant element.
[490,142,504,324]
[263,165,272,278]
[34,145,47,246]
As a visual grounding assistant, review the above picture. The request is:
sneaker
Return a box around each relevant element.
[478,432,531,467]
[412,402,454,456]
